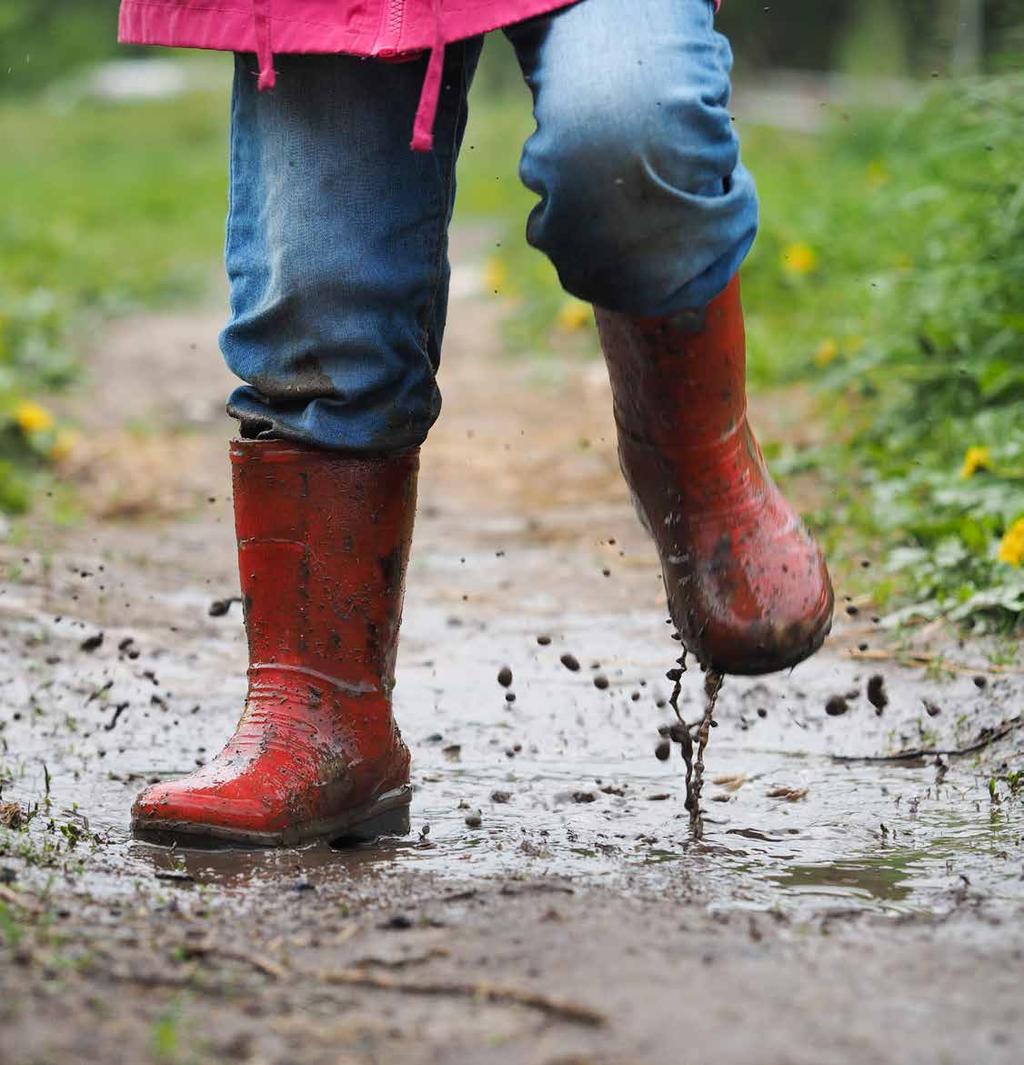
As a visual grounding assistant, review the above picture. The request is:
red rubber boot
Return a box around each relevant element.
[595,276,833,675]
[132,439,416,846]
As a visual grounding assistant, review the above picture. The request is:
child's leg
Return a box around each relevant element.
[132,46,482,847]
[221,45,481,451]
[507,0,833,674]
[505,0,756,317]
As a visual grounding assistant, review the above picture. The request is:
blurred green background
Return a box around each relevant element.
[1,0,1022,631]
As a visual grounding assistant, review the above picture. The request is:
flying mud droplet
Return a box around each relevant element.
[825,695,849,716]
[209,596,242,617]
[497,665,513,688]
[866,674,888,714]
[560,653,581,672]
[79,632,104,653]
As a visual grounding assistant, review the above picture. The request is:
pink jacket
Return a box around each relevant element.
[119,1,576,149]
[120,1,723,149]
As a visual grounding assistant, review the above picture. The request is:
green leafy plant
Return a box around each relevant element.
[819,73,1024,629]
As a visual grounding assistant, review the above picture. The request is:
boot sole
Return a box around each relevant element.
[703,613,833,676]
[132,785,412,849]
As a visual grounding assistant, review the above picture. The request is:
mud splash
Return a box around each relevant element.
[661,647,724,838]
[688,670,723,836]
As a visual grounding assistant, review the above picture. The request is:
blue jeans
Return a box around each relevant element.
[222,0,758,452]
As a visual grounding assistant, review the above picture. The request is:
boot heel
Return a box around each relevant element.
[334,801,411,845]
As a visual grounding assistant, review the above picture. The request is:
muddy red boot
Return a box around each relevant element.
[595,276,833,675]
[132,439,416,846]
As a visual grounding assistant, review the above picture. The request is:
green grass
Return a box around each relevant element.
[0,78,230,506]
[0,88,227,315]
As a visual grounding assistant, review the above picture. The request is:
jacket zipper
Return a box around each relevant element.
[379,0,407,56]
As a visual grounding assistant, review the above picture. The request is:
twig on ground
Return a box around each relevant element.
[318,967,606,1027]
[832,715,1024,764]
[845,648,1024,676]
[102,966,210,991]
[180,939,290,980]
[0,885,42,914]
[351,948,450,971]
[218,948,290,980]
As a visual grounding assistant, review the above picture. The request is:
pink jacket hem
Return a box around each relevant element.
[119,1,721,150]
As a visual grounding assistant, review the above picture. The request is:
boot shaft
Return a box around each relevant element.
[596,275,747,446]
[230,439,418,688]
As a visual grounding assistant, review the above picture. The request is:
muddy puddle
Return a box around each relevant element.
[3,552,1022,922]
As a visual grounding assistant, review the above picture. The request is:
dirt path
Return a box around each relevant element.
[1,245,1023,1065]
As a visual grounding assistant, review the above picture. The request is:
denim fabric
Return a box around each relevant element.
[222,0,758,451]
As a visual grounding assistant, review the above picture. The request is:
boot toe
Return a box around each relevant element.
[697,555,834,675]
[131,777,284,841]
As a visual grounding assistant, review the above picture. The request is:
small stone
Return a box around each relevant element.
[497,666,513,688]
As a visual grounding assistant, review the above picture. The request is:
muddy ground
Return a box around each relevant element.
[1,239,1023,1065]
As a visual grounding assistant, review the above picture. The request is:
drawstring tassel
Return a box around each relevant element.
[253,0,277,90]
[410,42,445,152]
[410,0,445,152]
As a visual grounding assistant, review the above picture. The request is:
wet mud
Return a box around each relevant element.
[3,560,1022,918]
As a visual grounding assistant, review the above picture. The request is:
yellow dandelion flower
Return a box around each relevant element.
[813,338,839,368]
[483,256,508,295]
[959,445,992,479]
[14,401,54,434]
[556,299,592,333]
[781,242,818,277]
[49,428,79,463]
[866,160,888,188]
[998,518,1024,567]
